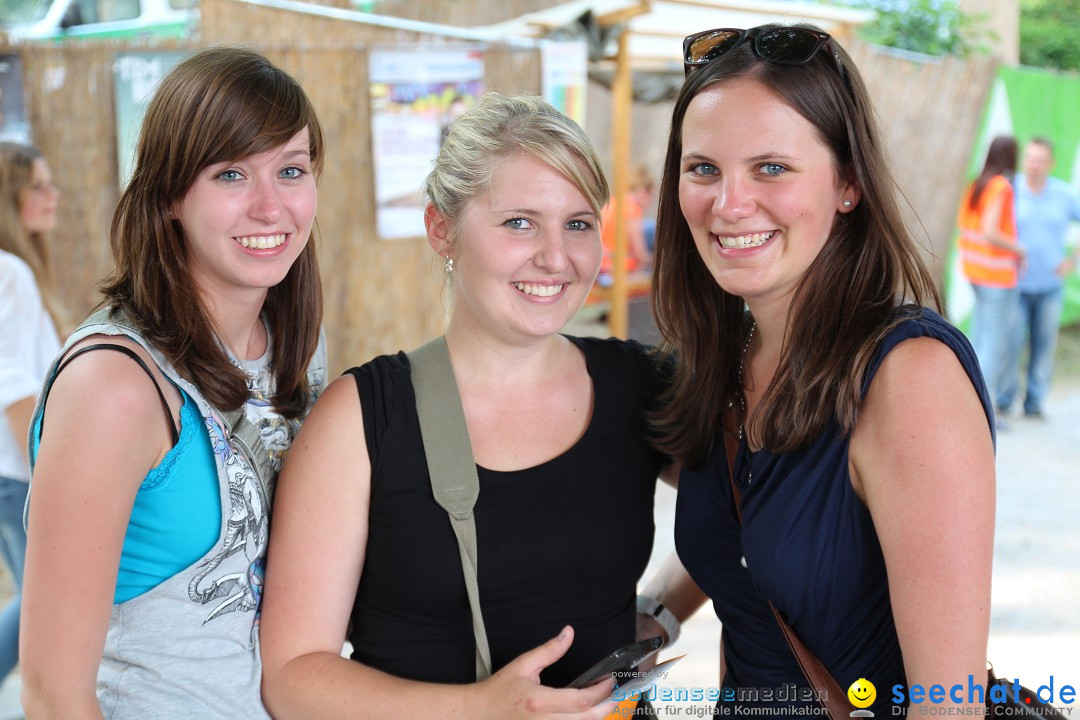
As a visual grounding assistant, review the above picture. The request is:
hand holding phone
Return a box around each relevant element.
[566,636,664,689]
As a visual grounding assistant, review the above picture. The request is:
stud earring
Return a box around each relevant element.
[444,256,454,273]
[843,199,853,208]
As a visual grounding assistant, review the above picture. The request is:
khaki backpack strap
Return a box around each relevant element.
[407,336,493,681]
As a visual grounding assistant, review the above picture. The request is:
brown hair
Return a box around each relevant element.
[0,142,65,329]
[101,46,324,418]
[651,24,940,467]
[968,135,1017,209]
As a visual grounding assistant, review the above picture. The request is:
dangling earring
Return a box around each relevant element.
[444,256,454,273]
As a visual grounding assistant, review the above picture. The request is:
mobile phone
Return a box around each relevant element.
[566,636,664,689]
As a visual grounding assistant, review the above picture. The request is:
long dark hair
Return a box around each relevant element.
[968,135,1017,209]
[101,47,324,418]
[651,24,940,467]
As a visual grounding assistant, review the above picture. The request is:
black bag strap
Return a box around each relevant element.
[407,336,493,681]
[38,343,179,445]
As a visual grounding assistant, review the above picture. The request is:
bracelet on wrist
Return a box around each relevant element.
[637,595,681,646]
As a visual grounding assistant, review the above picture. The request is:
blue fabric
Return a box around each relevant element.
[1015,176,1080,293]
[675,307,993,716]
[31,388,221,604]
[969,283,1018,410]
[113,391,220,603]
[0,475,28,679]
[998,287,1064,414]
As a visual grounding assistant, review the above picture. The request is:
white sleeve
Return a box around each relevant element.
[0,255,48,411]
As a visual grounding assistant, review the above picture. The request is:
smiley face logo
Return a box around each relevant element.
[848,678,876,709]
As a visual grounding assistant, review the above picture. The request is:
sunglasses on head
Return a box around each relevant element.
[683,25,849,88]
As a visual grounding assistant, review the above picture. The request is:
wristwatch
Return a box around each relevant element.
[636,595,681,646]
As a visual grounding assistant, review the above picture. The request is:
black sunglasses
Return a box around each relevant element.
[683,25,849,88]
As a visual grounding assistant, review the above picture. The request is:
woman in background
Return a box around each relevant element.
[957,135,1023,412]
[0,141,62,688]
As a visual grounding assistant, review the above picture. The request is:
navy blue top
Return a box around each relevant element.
[675,307,993,715]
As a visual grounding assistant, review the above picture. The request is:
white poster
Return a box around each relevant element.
[541,40,588,128]
[369,47,485,240]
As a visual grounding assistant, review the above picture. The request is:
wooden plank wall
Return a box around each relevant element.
[847,42,998,292]
[365,0,563,26]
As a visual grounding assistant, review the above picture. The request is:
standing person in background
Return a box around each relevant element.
[20,47,327,718]
[997,137,1080,419]
[0,141,63,689]
[600,164,655,275]
[957,135,1024,414]
[654,24,994,716]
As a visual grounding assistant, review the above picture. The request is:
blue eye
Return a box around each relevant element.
[280,166,306,180]
[566,219,593,231]
[759,163,785,176]
[505,217,532,230]
[217,169,243,182]
[691,163,718,176]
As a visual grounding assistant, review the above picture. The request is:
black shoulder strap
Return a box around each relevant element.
[39,343,179,445]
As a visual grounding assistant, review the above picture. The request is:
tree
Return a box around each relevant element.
[1019,0,1080,71]
[830,0,994,57]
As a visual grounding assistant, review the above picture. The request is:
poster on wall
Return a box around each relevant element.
[541,40,588,128]
[369,47,484,240]
[114,51,185,188]
[0,55,30,143]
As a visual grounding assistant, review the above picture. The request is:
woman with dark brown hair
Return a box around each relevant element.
[20,47,326,718]
[957,135,1022,411]
[652,24,995,716]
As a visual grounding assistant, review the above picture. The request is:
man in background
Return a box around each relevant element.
[999,137,1080,418]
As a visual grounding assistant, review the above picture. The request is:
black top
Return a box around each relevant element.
[676,307,994,715]
[346,336,668,687]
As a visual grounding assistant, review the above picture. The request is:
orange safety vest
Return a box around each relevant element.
[957,174,1019,288]
[600,194,643,274]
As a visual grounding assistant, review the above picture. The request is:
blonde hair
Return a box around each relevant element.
[0,142,65,329]
[424,93,608,244]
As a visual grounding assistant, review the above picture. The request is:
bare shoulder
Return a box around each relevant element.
[850,336,993,501]
[37,334,180,474]
[48,334,179,419]
[280,372,367,476]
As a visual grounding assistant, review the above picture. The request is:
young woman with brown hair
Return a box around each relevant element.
[20,47,327,718]
[653,24,995,716]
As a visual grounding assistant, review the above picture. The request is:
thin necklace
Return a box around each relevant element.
[737,321,756,481]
